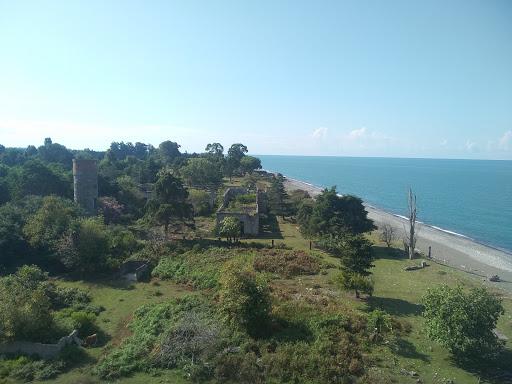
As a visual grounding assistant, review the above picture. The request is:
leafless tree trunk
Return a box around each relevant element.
[405,187,417,260]
[380,223,396,247]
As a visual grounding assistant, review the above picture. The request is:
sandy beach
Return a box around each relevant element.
[284,176,512,291]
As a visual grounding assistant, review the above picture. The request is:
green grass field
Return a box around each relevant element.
[4,217,509,384]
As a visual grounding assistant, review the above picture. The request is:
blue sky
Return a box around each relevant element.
[0,0,511,159]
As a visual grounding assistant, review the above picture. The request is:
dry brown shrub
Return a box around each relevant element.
[253,249,320,278]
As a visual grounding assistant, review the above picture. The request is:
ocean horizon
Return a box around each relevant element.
[259,155,512,254]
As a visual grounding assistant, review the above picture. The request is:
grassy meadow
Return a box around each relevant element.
[4,217,506,384]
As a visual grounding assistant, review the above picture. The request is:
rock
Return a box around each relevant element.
[224,346,241,354]
[489,275,501,282]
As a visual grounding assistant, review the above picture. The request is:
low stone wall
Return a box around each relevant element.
[0,341,61,359]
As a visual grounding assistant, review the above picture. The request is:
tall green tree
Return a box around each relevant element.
[146,170,192,232]
[14,159,72,199]
[37,138,73,166]
[225,143,248,179]
[303,187,375,237]
[158,141,181,164]
[205,142,224,157]
[56,217,111,273]
[422,285,505,360]
[0,196,44,267]
[320,234,374,298]
[239,156,262,174]
[23,195,79,252]
[180,158,223,187]
[268,175,292,219]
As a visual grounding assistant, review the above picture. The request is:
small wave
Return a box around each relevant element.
[430,225,472,239]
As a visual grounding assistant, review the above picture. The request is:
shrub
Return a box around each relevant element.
[188,189,212,216]
[154,309,227,379]
[367,309,393,343]
[218,217,241,242]
[56,217,111,273]
[214,352,264,384]
[152,247,236,289]
[4,357,65,382]
[96,296,206,380]
[218,260,271,337]
[337,271,374,298]
[253,250,320,278]
[70,311,97,336]
[422,284,505,360]
[0,265,54,342]
[48,286,91,310]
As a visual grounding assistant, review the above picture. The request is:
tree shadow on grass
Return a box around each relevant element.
[452,348,512,384]
[373,245,409,260]
[258,214,283,240]
[368,296,423,317]
[390,338,430,362]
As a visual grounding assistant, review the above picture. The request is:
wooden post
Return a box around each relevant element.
[428,246,432,259]
[309,241,312,250]
[271,239,274,248]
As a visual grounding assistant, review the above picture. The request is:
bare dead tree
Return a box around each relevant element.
[404,187,417,260]
[380,222,396,247]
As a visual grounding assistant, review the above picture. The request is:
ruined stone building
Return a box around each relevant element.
[216,187,267,236]
[73,159,98,215]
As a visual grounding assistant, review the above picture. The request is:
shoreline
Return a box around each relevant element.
[283,175,512,291]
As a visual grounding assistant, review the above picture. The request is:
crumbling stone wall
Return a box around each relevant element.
[216,187,264,235]
[0,330,81,359]
[216,211,260,235]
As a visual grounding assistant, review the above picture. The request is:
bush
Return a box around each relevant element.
[1,357,65,382]
[218,217,241,242]
[253,250,320,278]
[367,309,393,343]
[422,285,505,360]
[108,225,139,261]
[96,296,207,379]
[154,309,226,378]
[152,247,236,289]
[0,265,54,342]
[188,189,212,216]
[56,217,111,273]
[218,260,271,337]
[48,286,91,310]
[70,311,97,336]
[337,271,374,298]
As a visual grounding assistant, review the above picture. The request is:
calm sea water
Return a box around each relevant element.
[259,156,512,253]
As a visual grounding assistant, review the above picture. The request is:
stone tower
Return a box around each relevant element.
[73,159,98,215]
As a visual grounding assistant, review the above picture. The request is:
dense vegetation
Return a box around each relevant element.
[0,138,510,384]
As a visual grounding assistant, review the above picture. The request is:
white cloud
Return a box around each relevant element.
[348,127,367,140]
[312,127,328,139]
[499,130,512,150]
[465,140,478,152]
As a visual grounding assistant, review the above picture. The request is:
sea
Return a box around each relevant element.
[259,155,512,253]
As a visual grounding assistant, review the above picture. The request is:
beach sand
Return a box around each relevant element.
[284,176,512,291]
